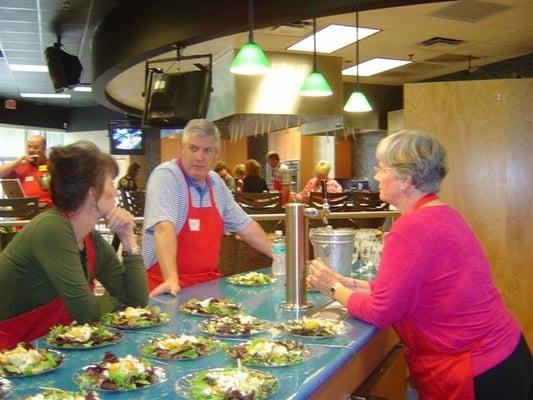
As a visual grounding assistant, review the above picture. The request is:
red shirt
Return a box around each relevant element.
[348,205,521,376]
[9,161,52,206]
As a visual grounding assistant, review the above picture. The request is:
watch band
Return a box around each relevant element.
[122,245,140,257]
[329,282,343,297]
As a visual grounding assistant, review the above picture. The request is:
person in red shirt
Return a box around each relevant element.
[308,130,532,400]
[0,135,52,206]
[265,151,291,204]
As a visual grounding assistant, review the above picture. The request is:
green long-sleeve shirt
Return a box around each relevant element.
[0,209,148,322]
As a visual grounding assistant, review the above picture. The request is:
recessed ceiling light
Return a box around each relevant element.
[342,57,411,77]
[20,93,71,99]
[73,85,92,92]
[288,24,380,54]
[9,64,49,72]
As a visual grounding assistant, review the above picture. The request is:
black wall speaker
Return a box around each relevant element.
[144,70,211,127]
[45,46,83,92]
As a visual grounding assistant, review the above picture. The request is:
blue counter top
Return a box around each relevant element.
[10,270,378,399]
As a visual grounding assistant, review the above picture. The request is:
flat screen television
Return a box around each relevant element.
[109,123,145,155]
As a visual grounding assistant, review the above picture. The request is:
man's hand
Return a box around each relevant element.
[150,279,181,297]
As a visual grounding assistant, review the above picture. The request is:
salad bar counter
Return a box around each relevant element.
[3,269,399,399]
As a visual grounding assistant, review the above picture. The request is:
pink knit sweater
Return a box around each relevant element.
[347,205,521,376]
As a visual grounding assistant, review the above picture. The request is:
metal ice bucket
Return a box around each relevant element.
[309,227,356,277]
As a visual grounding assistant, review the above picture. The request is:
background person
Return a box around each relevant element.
[213,160,236,191]
[117,162,140,191]
[233,163,246,193]
[0,135,52,206]
[0,141,148,349]
[293,160,342,203]
[308,130,532,400]
[143,119,272,296]
[265,151,291,204]
[243,159,268,193]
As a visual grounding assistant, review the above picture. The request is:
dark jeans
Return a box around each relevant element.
[474,334,533,400]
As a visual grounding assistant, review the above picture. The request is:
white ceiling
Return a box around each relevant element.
[1,0,532,110]
[108,0,533,111]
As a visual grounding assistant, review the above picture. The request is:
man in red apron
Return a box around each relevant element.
[266,151,291,205]
[0,135,52,207]
[144,119,272,296]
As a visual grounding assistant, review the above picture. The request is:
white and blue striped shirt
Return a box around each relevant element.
[142,159,251,268]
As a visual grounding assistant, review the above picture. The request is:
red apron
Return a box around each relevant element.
[147,167,224,290]
[0,235,96,350]
[395,320,476,400]
[272,166,289,205]
[393,192,475,400]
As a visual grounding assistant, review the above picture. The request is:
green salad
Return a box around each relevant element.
[228,272,275,286]
[0,343,63,377]
[22,387,100,400]
[46,323,122,349]
[74,352,167,392]
[188,367,278,400]
[198,315,267,337]
[100,306,170,329]
[228,338,308,367]
[180,298,242,317]
[279,317,348,338]
[140,334,222,360]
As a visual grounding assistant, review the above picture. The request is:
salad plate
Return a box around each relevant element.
[227,272,276,287]
[100,306,170,329]
[277,317,351,338]
[0,377,13,399]
[46,323,122,349]
[197,315,268,337]
[73,352,167,392]
[180,297,242,317]
[139,334,222,360]
[0,343,64,377]
[17,387,99,399]
[227,338,309,367]
[175,367,278,400]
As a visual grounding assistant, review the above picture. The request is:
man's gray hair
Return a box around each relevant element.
[376,129,448,193]
[182,119,220,149]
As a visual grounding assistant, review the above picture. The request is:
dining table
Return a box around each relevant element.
[7,268,399,399]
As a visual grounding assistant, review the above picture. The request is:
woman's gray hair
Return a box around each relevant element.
[182,119,220,149]
[376,130,448,193]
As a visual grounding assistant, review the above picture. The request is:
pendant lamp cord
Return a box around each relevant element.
[248,0,254,42]
[313,0,317,71]
[355,0,360,91]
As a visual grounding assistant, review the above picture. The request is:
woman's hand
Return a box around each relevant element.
[106,207,136,250]
[307,259,340,295]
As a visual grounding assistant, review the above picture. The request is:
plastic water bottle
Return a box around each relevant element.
[271,230,286,276]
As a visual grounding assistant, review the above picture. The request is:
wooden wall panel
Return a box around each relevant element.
[504,79,533,342]
[404,79,533,345]
[160,136,181,162]
[220,138,248,173]
[335,137,352,179]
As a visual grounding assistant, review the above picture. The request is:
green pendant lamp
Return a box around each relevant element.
[300,0,332,97]
[343,0,372,112]
[230,0,271,75]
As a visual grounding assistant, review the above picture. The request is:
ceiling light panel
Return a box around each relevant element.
[9,64,49,72]
[73,86,92,92]
[343,57,411,77]
[288,24,380,53]
[20,93,71,99]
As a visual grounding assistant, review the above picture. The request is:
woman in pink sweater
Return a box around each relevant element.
[308,130,531,400]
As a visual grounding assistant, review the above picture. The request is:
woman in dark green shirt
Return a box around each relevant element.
[0,141,148,348]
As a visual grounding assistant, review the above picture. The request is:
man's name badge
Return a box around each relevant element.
[188,218,200,231]
[25,176,34,182]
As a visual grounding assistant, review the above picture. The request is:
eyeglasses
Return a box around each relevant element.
[373,166,394,175]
